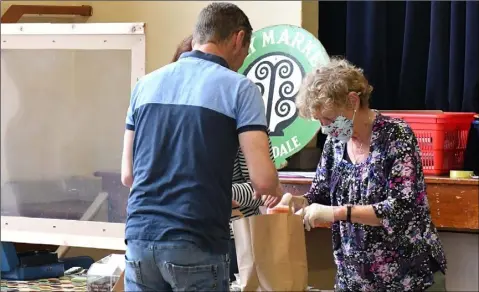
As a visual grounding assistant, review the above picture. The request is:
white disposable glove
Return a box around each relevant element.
[295,203,334,231]
[278,193,293,206]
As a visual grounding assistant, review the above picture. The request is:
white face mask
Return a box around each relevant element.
[320,110,356,142]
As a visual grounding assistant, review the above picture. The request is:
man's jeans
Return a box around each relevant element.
[124,240,230,292]
[228,239,238,282]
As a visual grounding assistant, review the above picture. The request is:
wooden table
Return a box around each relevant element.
[280,176,479,232]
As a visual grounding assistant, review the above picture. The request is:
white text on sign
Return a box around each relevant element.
[249,29,324,67]
[272,136,301,158]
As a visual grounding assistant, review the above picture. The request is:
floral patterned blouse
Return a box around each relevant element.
[305,111,447,291]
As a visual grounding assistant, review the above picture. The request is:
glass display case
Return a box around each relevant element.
[1,23,145,250]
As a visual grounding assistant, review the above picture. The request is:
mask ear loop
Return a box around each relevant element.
[352,108,357,122]
[350,91,361,122]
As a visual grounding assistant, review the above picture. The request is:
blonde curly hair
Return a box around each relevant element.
[295,57,373,119]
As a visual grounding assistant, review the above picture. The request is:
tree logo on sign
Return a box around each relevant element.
[243,52,305,137]
[239,25,330,168]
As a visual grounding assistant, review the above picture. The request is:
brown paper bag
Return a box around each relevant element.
[232,197,308,291]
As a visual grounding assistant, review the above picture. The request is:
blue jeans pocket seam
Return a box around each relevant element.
[125,259,143,284]
[165,262,219,291]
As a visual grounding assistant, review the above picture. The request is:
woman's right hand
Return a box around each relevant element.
[278,193,293,206]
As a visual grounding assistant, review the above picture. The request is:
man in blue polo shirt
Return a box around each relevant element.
[120,2,281,291]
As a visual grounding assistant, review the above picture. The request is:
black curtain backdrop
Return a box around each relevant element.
[317,1,479,112]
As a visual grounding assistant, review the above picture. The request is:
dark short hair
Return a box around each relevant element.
[193,2,253,47]
[171,35,193,63]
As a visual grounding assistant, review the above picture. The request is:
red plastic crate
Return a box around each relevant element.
[382,112,475,175]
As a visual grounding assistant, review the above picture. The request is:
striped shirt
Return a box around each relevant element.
[230,132,274,238]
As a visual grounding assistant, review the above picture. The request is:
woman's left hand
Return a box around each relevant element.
[295,203,335,231]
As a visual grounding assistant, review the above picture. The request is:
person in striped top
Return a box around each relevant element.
[230,140,275,237]
[172,35,281,282]
[228,130,277,280]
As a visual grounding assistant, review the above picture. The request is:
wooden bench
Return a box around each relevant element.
[280,176,479,232]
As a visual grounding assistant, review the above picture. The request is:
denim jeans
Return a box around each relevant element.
[228,239,238,282]
[124,240,230,292]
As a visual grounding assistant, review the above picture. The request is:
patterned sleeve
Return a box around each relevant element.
[304,136,334,206]
[233,131,275,208]
[372,123,425,235]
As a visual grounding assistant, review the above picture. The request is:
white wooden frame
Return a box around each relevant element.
[2,216,126,251]
[1,22,146,89]
[0,23,146,250]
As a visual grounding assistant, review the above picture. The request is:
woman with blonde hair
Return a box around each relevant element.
[279,58,447,291]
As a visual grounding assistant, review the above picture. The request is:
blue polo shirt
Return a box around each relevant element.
[124,51,267,254]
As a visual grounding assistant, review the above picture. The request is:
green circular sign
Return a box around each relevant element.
[239,25,329,169]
